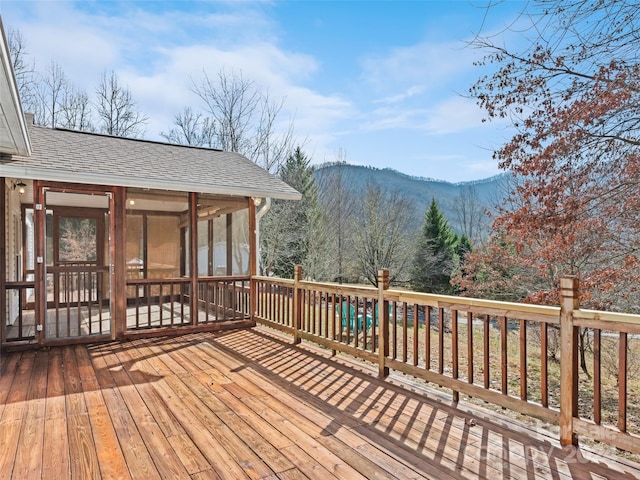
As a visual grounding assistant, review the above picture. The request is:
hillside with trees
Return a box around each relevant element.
[259,157,496,290]
[314,163,503,241]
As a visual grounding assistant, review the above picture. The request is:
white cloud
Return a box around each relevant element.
[1,0,516,182]
[422,96,485,135]
[355,36,488,140]
[124,41,353,144]
[3,1,355,149]
[374,85,426,105]
[362,96,483,135]
[360,39,478,96]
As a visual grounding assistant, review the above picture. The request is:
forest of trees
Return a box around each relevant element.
[7,0,640,313]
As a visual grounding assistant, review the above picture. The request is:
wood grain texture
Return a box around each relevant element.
[0,328,638,479]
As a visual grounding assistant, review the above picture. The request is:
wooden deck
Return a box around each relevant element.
[1,328,639,480]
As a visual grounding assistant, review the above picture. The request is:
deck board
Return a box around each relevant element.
[13,350,48,480]
[1,327,639,479]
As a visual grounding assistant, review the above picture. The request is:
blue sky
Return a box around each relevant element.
[1,1,524,182]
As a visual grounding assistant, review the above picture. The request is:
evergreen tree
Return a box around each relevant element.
[412,198,457,294]
[261,147,322,278]
[451,233,473,293]
[454,233,472,265]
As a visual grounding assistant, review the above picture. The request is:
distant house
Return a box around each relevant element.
[0,18,300,348]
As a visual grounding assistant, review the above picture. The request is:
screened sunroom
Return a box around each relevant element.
[1,120,300,348]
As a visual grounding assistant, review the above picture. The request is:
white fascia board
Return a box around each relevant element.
[0,18,31,156]
[0,164,303,201]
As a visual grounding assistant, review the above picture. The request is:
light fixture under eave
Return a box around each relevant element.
[15,181,26,195]
[128,198,136,207]
[253,197,262,207]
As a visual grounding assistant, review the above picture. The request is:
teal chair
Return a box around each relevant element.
[337,301,366,331]
[370,303,380,329]
[370,302,393,328]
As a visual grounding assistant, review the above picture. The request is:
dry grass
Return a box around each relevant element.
[389,316,640,463]
[258,292,640,461]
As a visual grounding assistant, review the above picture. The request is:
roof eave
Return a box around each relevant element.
[0,18,31,157]
[0,165,303,201]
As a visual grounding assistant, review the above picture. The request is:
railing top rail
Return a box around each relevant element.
[253,275,561,321]
[55,261,98,265]
[47,265,109,273]
[299,281,377,296]
[574,308,640,326]
[197,275,251,282]
[127,277,191,285]
[5,281,36,289]
[387,288,560,320]
[253,276,295,286]
[126,275,251,286]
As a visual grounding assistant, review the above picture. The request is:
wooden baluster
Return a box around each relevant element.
[500,316,508,395]
[520,319,527,400]
[619,331,628,433]
[484,316,490,389]
[452,309,459,402]
[541,323,548,408]
[425,306,431,370]
[413,304,419,366]
[593,328,601,424]
[467,312,474,384]
[438,308,444,375]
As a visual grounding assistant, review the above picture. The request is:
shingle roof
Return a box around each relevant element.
[0,124,301,200]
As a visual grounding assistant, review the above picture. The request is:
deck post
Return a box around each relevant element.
[189,192,198,325]
[293,265,302,345]
[378,269,390,378]
[0,178,5,346]
[249,198,257,322]
[559,276,579,447]
[113,186,127,340]
[33,181,45,344]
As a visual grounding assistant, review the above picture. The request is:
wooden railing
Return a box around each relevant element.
[253,269,640,454]
[126,278,191,330]
[4,281,36,341]
[196,276,251,324]
[570,297,640,453]
[47,265,111,338]
[254,277,295,330]
[126,276,251,330]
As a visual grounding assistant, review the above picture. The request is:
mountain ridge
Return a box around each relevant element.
[313,162,508,236]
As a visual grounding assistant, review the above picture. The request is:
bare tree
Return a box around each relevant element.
[60,87,94,131]
[7,30,93,131]
[469,0,640,308]
[6,27,37,113]
[191,69,294,172]
[303,199,333,281]
[353,182,415,287]
[33,61,68,127]
[29,62,95,130]
[59,218,97,261]
[316,153,357,283]
[160,106,215,147]
[452,185,489,244]
[95,70,148,137]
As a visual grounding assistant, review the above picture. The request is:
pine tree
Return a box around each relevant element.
[412,198,457,294]
[261,147,321,278]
